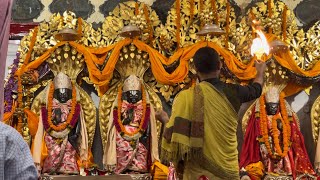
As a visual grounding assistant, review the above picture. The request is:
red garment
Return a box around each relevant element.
[290,116,315,175]
[240,106,261,168]
[240,106,315,177]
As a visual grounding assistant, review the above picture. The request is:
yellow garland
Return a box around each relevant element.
[117,84,147,136]
[47,82,77,132]
[135,2,139,16]
[190,0,194,21]
[225,1,230,48]
[268,0,273,33]
[143,4,153,45]
[14,27,38,131]
[249,10,256,39]
[77,18,83,37]
[176,0,181,48]
[282,5,287,41]
[211,0,219,24]
[200,0,204,28]
[259,93,291,158]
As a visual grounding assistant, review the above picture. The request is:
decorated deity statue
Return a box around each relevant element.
[103,75,159,174]
[32,72,90,175]
[240,86,315,179]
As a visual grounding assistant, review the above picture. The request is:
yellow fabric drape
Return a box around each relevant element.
[161,82,239,178]
[24,109,39,137]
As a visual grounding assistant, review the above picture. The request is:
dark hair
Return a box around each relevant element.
[193,47,221,74]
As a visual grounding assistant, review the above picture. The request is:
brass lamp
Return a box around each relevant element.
[197,24,225,36]
[54,28,81,41]
[270,39,289,54]
[119,24,141,38]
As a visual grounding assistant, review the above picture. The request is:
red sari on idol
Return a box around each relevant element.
[240,104,315,179]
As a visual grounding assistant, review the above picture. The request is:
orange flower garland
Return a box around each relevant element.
[211,0,218,24]
[143,4,153,45]
[225,1,230,49]
[176,0,181,48]
[46,82,77,132]
[282,5,287,41]
[117,84,147,137]
[190,0,194,21]
[259,93,291,158]
[267,0,273,33]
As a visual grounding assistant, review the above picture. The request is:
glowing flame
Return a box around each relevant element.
[250,30,270,59]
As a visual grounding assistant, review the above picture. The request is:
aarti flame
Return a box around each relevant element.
[251,30,270,60]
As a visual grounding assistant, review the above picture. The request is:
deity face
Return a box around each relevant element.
[266,102,279,115]
[54,88,72,103]
[122,90,142,104]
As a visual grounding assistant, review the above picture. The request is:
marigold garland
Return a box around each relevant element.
[135,2,139,16]
[190,0,194,21]
[267,0,273,33]
[143,4,153,45]
[211,0,218,24]
[175,0,181,48]
[225,1,230,48]
[259,93,291,158]
[77,18,83,37]
[282,5,287,41]
[116,84,148,136]
[199,0,204,28]
[46,82,77,132]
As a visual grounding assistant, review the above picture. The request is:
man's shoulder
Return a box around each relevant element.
[176,87,194,97]
[0,122,27,149]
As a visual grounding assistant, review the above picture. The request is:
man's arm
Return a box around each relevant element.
[235,61,266,103]
[5,127,38,180]
[253,61,266,86]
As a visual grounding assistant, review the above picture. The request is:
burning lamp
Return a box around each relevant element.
[250,30,270,61]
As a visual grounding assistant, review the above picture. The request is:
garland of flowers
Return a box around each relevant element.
[282,5,287,41]
[77,17,83,37]
[190,0,194,21]
[250,10,257,39]
[45,82,77,132]
[114,84,150,137]
[259,93,291,158]
[199,0,204,28]
[267,0,273,33]
[225,1,230,49]
[176,0,181,48]
[42,103,80,133]
[143,4,153,46]
[135,2,139,16]
[211,0,218,24]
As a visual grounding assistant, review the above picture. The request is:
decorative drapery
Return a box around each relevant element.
[14,32,320,98]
